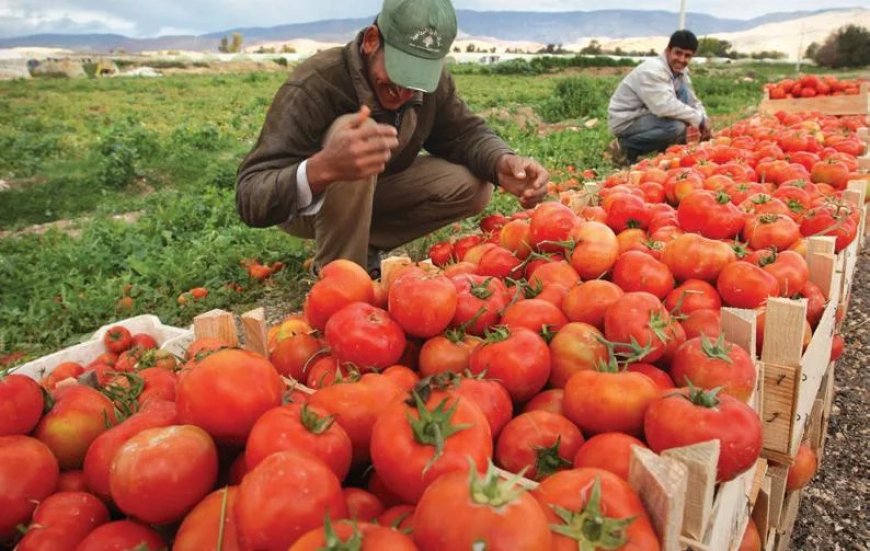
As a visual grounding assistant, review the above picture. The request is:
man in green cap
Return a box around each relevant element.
[236,0,549,276]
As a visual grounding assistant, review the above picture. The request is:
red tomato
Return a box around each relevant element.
[76,520,165,551]
[245,403,352,481]
[533,468,660,550]
[412,466,552,550]
[569,221,620,279]
[270,329,321,380]
[174,487,242,551]
[548,322,609,389]
[102,325,132,353]
[573,432,649,480]
[830,334,844,362]
[448,375,514,438]
[343,487,384,522]
[799,207,857,253]
[110,425,218,525]
[562,280,624,330]
[527,260,580,289]
[664,279,722,315]
[644,386,762,481]
[743,213,801,251]
[370,391,492,504]
[17,491,110,549]
[670,335,757,402]
[612,251,675,300]
[454,235,483,261]
[130,333,158,350]
[236,450,347,550]
[522,389,565,416]
[41,361,84,390]
[303,259,375,331]
[529,202,578,252]
[418,333,480,377]
[450,274,510,337]
[717,261,780,309]
[681,308,722,340]
[0,436,59,539]
[291,520,417,550]
[627,362,675,391]
[737,518,762,551]
[468,326,551,403]
[662,233,736,283]
[501,298,568,336]
[176,348,284,445]
[389,272,457,338]
[677,190,744,239]
[0,372,43,436]
[500,219,534,260]
[428,241,455,266]
[603,292,673,363]
[786,443,818,491]
[325,302,406,370]
[496,410,584,481]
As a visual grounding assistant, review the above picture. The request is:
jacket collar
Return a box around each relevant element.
[659,51,689,79]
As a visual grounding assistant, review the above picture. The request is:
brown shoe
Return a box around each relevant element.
[606,139,628,167]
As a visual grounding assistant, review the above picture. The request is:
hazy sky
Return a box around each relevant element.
[1,0,868,38]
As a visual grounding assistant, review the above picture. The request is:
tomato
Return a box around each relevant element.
[450,274,510,337]
[785,443,818,491]
[292,520,417,550]
[527,260,580,289]
[562,280,624,330]
[304,259,375,331]
[677,190,744,239]
[830,334,844,362]
[137,367,178,405]
[17,491,109,550]
[573,432,649,480]
[428,241,455,266]
[569,220,619,279]
[662,233,736,283]
[0,371,43,436]
[185,336,229,362]
[0,436,59,539]
[664,279,722,315]
[270,327,321,380]
[34,385,116,470]
[468,326,551,403]
[612,250,675,300]
[799,207,857,252]
[246,403,351,481]
[56,470,88,492]
[308,373,404,465]
[378,505,416,532]
[76,520,165,551]
[174,487,242,551]
[110,425,218,525]
[382,364,420,392]
[681,309,721,340]
[389,272,457,338]
[739,193,790,217]
[664,168,704,205]
[325,302,406,370]
[370,391,492,504]
[448,375,513,438]
[670,335,757,402]
[499,218,534,260]
[548,322,609,388]
[533,468,660,551]
[737,518,762,551]
[796,281,827,328]
[236,450,347,550]
[418,333,480,376]
[83,399,177,501]
[751,249,809,296]
[522,389,565,416]
[604,292,673,363]
[627,362,675,391]
[342,487,384,522]
[644,386,762,481]
[743,213,801,251]
[413,465,552,550]
[605,193,650,232]
[496,410,584,481]
[717,261,780,309]
[501,298,568,336]
[810,159,850,190]
[176,348,284,445]
[529,201,578,252]
[103,325,132,354]
[41,361,84,390]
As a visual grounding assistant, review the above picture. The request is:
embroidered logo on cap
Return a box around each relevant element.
[408,27,442,53]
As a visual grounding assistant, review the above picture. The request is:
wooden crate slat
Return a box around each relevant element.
[753,476,772,550]
[193,309,238,347]
[662,440,719,540]
[773,491,802,551]
[766,464,790,530]
[760,362,799,459]
[702,460,760,551]
[628,446,687,551]
[240,307,269,357]
[720,308,757,358]
[760,298,806,368]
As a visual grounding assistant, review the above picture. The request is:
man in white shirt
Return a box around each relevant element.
[607,30,711,165]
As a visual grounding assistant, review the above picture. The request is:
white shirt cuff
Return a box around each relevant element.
[295,159,325,217]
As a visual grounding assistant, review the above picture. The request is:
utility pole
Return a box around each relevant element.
[678,0,686,30]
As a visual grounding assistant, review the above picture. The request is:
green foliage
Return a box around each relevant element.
[94,118,160,189]
[450,55,635,77]
[697,37,734,58]
[813,24,870,68]
[537,76,616,122]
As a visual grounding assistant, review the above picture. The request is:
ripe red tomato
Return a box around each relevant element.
[0,372,43,436]
[0,435,59,539]
[418,333,480,377]
[450,274,510,336]
[413,466,552,550]
[662,233,736,283]
[743,213,801,251]
[627,362,675,391]
[291,520,417,550]
[501,298,568,336]
[522,388,565,416]
[428,240,455,266]
[717,261,780,309]
[529,201,578,252]
[325,302,406,369]
[370,391,492,504]
[681,308,722,340]
[41,361,84,389]
[496,410,584,480]
[245,403,352,481]
[603,292,673,363]
[799,207,857,252]
[17,491,110,550]
[670,335,757,402]
[468,326,551,403]
[343,487,384,522]
[174,487,242,551]
[612,250,675,300]
[569,221,619,279]
[563,366,660,437]
[562,280,624,330]
[573,432,649,480]
[303,259,375,331]
[677,190,745,239]
[389,272,457,338]
[103,325,132,353]
[533,468,660,550]
[448,375,513,439]
[236,450,348,550]
[176,348,284,445]
[130,333,158,350]
[548,322,609,389]
[76,520,165,551]
[664,279,722,315]
[785,443,818,491]
[500,218,534,260]
[270,328,321,380]
[644,386,762,481]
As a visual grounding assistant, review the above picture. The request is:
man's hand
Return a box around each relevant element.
[496,154,549,209]
[699,118,713,142]
[307,106,399,194]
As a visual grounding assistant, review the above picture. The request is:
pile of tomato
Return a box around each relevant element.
[2,110,867,551]
[765,75,866,99]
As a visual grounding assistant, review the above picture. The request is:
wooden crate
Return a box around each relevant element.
[758,82,869,116]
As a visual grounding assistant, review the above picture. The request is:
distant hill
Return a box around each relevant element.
[0,8,857,53]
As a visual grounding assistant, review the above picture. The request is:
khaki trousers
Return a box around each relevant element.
[282,116,493,270]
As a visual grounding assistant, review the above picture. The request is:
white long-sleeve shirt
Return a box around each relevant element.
[607,53,707,136]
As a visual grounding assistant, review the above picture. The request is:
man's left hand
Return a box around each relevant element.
[496,155,549,209]
[699,119,713,142]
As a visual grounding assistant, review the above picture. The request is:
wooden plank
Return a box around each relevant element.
[726,459,768,551]
[662,440,719,540]
[806,236,838,300]
[774,491,802,551]
[193,309,238,347]
[760,362,799,460]
[379,255,413,290]
[752,476,772,549]
[766,464,789,530]
[720,308,757,358]
[816,362,836,468]
[704,460,759,551]
[240,308,269,357]
[857,126,869,146]
[761,298,807,367]
[628,446,687,551]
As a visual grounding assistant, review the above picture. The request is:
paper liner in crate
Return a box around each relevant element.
[14,314,193,382]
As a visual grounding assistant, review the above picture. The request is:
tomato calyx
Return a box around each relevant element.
[715,191,733,205]
[667,288,704,319]
[700,334,734,364]
[99,371,145,422]
[549,477,635,550]
[469,460,529,508]
[483,325,512,344]
[757,213,780,225]
[751,193,772,205]
[540,324,558,344]
[320,515,363,550]
[406,391,471,470]
[534,436,572,479]
[300,403,337,435]
[470,278,495,300]
[595,336,651,372]
[682,381,723,408]
[647,311,672,344]
[730,239,750,259]
[787,199,805,214]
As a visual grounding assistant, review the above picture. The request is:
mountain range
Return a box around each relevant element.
[0,8,857,53]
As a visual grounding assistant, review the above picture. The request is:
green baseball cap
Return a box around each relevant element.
[377,0,457,93]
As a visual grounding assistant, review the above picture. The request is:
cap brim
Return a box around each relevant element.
[383,42,443,93]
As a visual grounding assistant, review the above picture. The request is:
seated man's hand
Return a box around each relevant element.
[496,154,549,209]
[699,118,713,142]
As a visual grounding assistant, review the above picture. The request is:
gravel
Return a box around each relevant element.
[790,246,870,550]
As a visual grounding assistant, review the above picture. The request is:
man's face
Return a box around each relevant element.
[666,46,695,74]
[363,30,417,111]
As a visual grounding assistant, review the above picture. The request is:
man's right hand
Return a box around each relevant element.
[307,106,399,194]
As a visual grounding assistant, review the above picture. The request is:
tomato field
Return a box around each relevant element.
[1,59,869,550]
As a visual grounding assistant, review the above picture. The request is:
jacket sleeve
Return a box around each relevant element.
[236,84,328,228]
[684,74,707,120]
[632,68,705,127]
[423,71,514,185]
